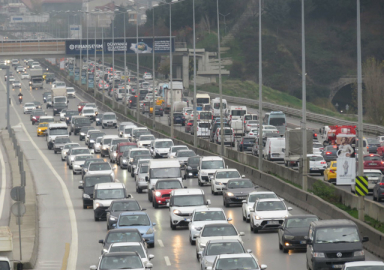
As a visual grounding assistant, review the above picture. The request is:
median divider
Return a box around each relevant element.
[44,60,384,258]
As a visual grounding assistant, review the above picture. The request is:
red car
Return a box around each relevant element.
[152,179,185,208]
[363,154,384,172]
[78,102,87,113]
[117,142,138,167]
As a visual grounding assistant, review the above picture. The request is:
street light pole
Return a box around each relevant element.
[112,11,115,106]
[102,17,105,104]
[193,0,197,147]
[258,0,263,170]
[86,11,89,91]
[217,0,224,156]
[170,2,174,138]
[79,11,83,83]
[301,0,308,191]
[136,5,140,124]
[124,12,127,116]
[152,5,157,129]
[94,11,97,98]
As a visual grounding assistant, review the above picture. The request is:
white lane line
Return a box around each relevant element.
[0,144,6,221]
[0,79,79,270]
[164,256,171,266]
[157,239,164,247]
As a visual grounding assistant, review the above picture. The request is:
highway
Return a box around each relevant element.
[0,62,381,270]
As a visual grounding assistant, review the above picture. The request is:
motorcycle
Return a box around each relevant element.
[18,96,22,104]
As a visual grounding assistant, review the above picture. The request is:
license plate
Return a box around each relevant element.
[332,265,343,269]
[272,154,279,157]
[369,163,377,166]
[166,199,170,202]
[237,197,246,199]
[267,221,279,224]
[300,241,306,244]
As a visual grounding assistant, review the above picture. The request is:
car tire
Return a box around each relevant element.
[72,171,76,175]
[94,213,99,221]
[153,200,159,209]
[320,171,324,176]
[190,235,195,245]
[83,202,87,209]
[223,198,229,207]
[101,153,104,157]
[283,247,288,253]
[279,243,283,250]
[170,220,176,230]
[148,191,153,202]
[54,150,57,154]
[131,172,134,178]
[148,243,155,248]
[242,211,246,221]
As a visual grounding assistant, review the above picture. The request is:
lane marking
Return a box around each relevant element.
[0,142,6,221]
[61,243,70,270]
[157,239,164,247]
[0,78,78,270]
[164,256,171,266]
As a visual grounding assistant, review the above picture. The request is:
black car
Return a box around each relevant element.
[65,110,78,124]
[119,151,130,169]
[127,96,138,109]
[79,174,114,209]
[322,145,338,162]
[168,112,186,126]
[106,199,144,230]
[278,215,318,253]
[223,179,258,207]
[238,136,256,152]
[152,105,164,116]
[78,126,94,141]
[184,156,200,179]
[82,158,105,179]
[42,91,51,103]
[367,138,381,154]
[99,228,146,254]
[306,220,368,270]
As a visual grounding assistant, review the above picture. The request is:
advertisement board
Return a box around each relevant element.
[11,14,49,23]
[70,25,82,39]
[65,37,174,55]
[336,157,356,185]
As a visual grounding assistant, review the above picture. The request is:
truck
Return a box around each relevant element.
[284,129,313,167]
[51,87,68,115]
[29,68,43,89]
[163,81,183,114]
[323,125,356,147]
[173,101,187,113]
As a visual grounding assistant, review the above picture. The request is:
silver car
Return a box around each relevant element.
[137,134,155,148]
[67,147,91,169]
[93,137,102,153]
[85,162,115,179]
[72,154,93,175]
[173,150,196,168]
[108,145,118,163]
[61,143,80,161]
[135,162,149,193]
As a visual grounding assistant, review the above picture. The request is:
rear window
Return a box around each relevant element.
[198,122,210,128]
[364,156,381,161]
[309,156,324,161]
[220,129,233,135]
[243,138,255,143]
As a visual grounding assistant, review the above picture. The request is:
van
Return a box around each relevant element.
[306,219,369,270]
[196,121,210,137]
[198,156,225,186]
[198,111,212,121]
[230,120,244,136]
[46,122,68,150]
[211,98,227,118]
[168,189,210,230]
[114,88,129,101]
[215,127,235,147]
[227,106,247,122]
[93,182,131,221]
[146,159,182,202]
[263,137,285,161]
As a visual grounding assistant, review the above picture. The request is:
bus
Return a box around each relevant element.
[196,94,210,110]
[263,111,286,136]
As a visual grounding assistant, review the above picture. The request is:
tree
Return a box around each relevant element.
[363,58,384,125]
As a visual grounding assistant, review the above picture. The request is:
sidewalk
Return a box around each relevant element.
[0,130,38,269]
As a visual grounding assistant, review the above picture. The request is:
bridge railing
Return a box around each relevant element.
[0,39,66,54]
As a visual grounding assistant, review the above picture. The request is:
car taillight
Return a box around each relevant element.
[321,161,326,164]
[326,152,332,155]
[332,145,337,148]
[277,131,279,133]
[380,183,384,186]
[314,133,317,137]
[330,170,334,173]
[247,125,250,126]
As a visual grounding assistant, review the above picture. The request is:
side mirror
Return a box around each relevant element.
[194,233,200,238]
[247,249,252,253]
[362,236,369,242]
[126,194,132,198]
[242,200,246,203]
[152,223,156,226]
[250,209,255,212]
[99,239,104,244]
[148,254,155,260]
[227,218,232,221]
[90,266,97,270]
[145,176,149,182]
[197,251,202,258]
[145,262,153,268]
[78,186,84,189]
[239,232,245,236]
[287,207,293,211]
[260,264,267,270]
[206,199,211,205]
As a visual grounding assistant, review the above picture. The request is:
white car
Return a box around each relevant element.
[143,72,153,80]
[85,161,115,179]
[263,125,279,134]
[250,198,292,233]
[312,142,324,155]
[81,108,97,120]
[307,154,327,175]
[211,169,242,195]
[106,242,155,266]
[150,139,174,158]
[244,120,259,132]
[343,261,384,270]
[59,109,67,121]
[241,191,278,222]
[188,208,231,245]
[66,87,76,98]
[12,81,21,88]
[168,145,189,158]
[137,134,155,148]
[195,223,244,258]
[23,103,35,114]
[83,103,98,114]
[208,254,267,270]
[247,128,259,136]
[72,154,93,175]
[61,143,80,161]
[93,137,102,153]
[21,73,30,80]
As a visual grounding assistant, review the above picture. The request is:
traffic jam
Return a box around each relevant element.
[3,56,382,270]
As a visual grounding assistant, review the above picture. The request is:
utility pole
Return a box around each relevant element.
[301,0,308,191]
[217,0,224,156]
[193,0,197,147]
[258,0,263,170]
[169,2,174,138]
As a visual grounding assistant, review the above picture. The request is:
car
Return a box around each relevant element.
[78,126,94,141]
[241,191,278,222]
[46,96,52,108]
[131,128,151,143]
[106,199,143,230]
[136,135,155,148]
[131,154,152,178]
[65,110,80,125]
[308,154,327,175]
[168,145,189,159]
[116,142,138,166]
[322,145,338,162]
[86,130,101,146]
[173,150,196,168]
[262,125,279,134]
[237,136,256,152]
[244,120,259,132]
[126,149,151,172]
[37,122,49,136]
[90,252,152,270]
[115,212,156,247]
[150,105,164,116]
[81,108,97,121]
[247,128,259,137]
[81,158,105,179]
[143,72,152,80]
[72,154,93,175]
[12,81,21,88]
[121,125,138,140]
[222,179,258,207]
[278,215,318,253]
[16,66,24,72]
[134,160,150,193]
[352,169,382,194]
[23,103,35,114]
[250,198,292,233]
[184,156,200,179]
[60,143,80,161]
[151,179,184,208]
[66,87,76,98]
[168,112,186,126]
[150,139,174,158]
[185,119,194,133]
[88,132,106,150]
[367,138,381,154]
[101,112,117,129]
[195,121,210,137]
[21,72,30,80]
[59,109,67,121]
[83,103,98,114]
[42,91,51,102]
[210,169,243,195]
[106,242,154,266]
[342,261,384,270]
[324,161,337,183]
[198,156,225,186]
[118,122,135,137]
[31,110,46,125]
[108,145,118,163]
[53,136,71,154]
[85,162,115,179]
[38,116,54,125]
[362,154,384,172]
[313,142,324,155]
[188,208,231,245]
[195,223,244,259]
[208,253,267,270]
[66,147,91,169]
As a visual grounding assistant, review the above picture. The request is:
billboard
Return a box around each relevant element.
[70,25,82,39]
[65,37,174,55]
[11,14,49,23]
[336,157,356,185]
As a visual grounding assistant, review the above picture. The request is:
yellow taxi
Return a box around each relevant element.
[323,161,337,183]
[156,97,165,106]
[37,122,48,136]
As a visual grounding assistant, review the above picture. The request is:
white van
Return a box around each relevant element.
[227,106,247,122]
[263,137,285,161]
[168,189,210,230]
[198,156,225,186]
[198,111,212,121]
[230,120,244,136]
[147,159,182,202]
[211,97,227,118]
[196,121,210,137]
[215,127,235,146]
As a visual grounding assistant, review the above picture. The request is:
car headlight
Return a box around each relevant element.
[248,207,253,211]
[78,106,81,109]
[122,159,127,163]
[102,146,107,150]
[146,228,154,234]
[96,118,100,121]
[109,216,117,221]
[284,235,294,240]
[110,172,114,177]
[71,156,75,161]
[66,117,69,120]
[255,216,261,220]
[173,209,181,215]
[227,192,234,197]
[313,252,325,258]
[113,153,117,157]
[215,181,222,185]
[354,250,364,256]
[129,158,133,163]
[155,191,161,197]
[38,129,41,132]
[103,249,108,253]
[95,202,103,208]
[83,194,90,199]
[80,132,85,135]
[90,140,95,143]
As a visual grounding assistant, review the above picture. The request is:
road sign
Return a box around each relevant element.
[355,176,368,196]
[11,202,26,217]
[10,186,25,202]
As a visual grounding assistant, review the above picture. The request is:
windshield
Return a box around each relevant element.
[72,149,90,155]
[197,98,209,104]
[39,123,48,127]
[74,155,91,161]
[109,245,145,258]
[315,227,360,243]
[228,180,253,189]
[365,172,382,178]
[193,211,225,221]
[202,225,237,237]
[173,195,205,207]
[155,141,173,148]
[112,201,140,211]
[84,176,112,187]
[248,193,278,202]
[364,156,381,161]
[0,261,10,270]
[86,104,96,108]
[256,201,286,211]
[231,110,246,116]
[124,128,134,134]
[216,171,240,179]
[89,163,111,171]
[270,117,286,126]
[130,150,150,158]
[118,214,150,226]
[177,151,195,158]
[66,111,78,116]
[95,189,125,200]
[106,231,142,243]
[213,103,227,109]
[64,143,79,149]
[216,258,258,270]
[309,156,324,162]
[33,111,45,116]
[198,122,210,128]
[367,139,380,144]
[55,97,66,103]
[120,145,136,153]
[83,109,94,114]
[188,157,200,166]
[156,180,182,189]
[286,217,318,228]
[171,146,188,153]
[206,242,244,256]
[111,139,128,146]
[244,138,256,143]
[90,133,105,140]
[103,139,112,145]
[200,112,211,119]
[139,135,155,141]
[134,130,151,137]
[55,137,70,143]
[139,165,149,173]
[150,167,180,178]
[75,118,91,124]
[103,114,116,120]
[50,129,68,135]
[219,129,233,135]
[100,255,142,270]
[201,160,224,170]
